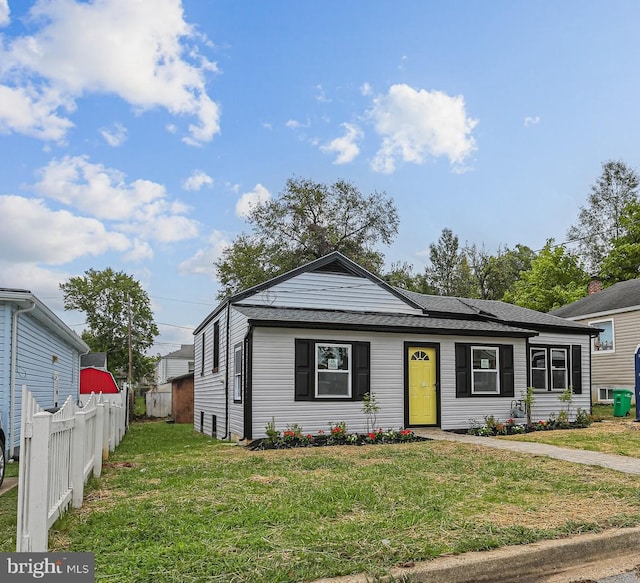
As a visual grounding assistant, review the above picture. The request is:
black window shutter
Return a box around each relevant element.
[352,342,370,400]
[294,339,314,400]
[500,345,515,397]
[455,344,471,397]
[571,345,582,394]
[213,321,220,369]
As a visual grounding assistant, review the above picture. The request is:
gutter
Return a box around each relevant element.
[9,300,36,459]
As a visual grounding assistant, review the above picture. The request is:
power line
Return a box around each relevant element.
[156,322,194,330]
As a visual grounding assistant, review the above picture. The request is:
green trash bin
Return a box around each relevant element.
[613,389,633,417]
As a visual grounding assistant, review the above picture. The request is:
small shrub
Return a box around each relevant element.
[265,417,280,444]
[574,408,593,428]
[362,392,380,434]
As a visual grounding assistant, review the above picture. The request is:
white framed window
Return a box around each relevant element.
[234,344,242,402]
[315,343,351,398]
[599,387,615,402]
[590,319,615,353]
[530,346,570,392]
[551,348,568,391]
[471,346,499,394]
[530,348,547,391]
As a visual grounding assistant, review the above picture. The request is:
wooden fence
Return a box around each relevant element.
[16,385,127,552]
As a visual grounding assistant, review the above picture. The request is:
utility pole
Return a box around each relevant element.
[127,295,133,421]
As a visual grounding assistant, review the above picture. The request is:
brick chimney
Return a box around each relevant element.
[588,277,602,295]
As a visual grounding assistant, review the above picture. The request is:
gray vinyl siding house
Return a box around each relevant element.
[0,288,89,457]
[194,253,597,440]
[552,279,640,403]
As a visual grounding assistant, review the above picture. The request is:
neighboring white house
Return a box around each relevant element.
[156,344,195,391]
[0,288,90,458]
[552,278,640,403]
[193,253,598,441]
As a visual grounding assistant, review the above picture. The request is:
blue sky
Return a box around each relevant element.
[1,0,639,355]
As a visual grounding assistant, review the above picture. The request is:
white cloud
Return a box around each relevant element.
[368,83,478,174]
[0,84,75,141]
[235,184,270,219]
[2,0,220,144]
[360,82,372,96]
[33,155,199,243]
[321,123,363,164]
[183,170,213,191]
[123,239,154,262]
[0,195,129,264]
[315,84,330,103]
[178,230,229,276]
[524,116,541,127]
[285,119,310,129]
[0,0,10,26]
[100,122,127,146]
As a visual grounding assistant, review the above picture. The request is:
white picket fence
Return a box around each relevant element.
[16,385,128,552]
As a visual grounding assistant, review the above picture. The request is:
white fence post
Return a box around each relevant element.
[71,408,86,509]
[102,398,110,460]
[16,387,129,553]
[27,411,52,552]
[94,401,104,477]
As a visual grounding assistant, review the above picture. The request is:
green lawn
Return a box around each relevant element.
[501,415,640,458]
[32,421,640,582]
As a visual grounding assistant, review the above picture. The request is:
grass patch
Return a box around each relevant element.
[39,421,640,582]
[501,418,640,457]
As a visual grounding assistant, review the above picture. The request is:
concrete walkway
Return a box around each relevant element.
[0,477,18,496]
[414,428,640,475]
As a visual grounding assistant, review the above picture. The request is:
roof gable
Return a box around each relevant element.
[232,252,423,310]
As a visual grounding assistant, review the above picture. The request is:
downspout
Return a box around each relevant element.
[9,300,36,459]
[222,300,231,439]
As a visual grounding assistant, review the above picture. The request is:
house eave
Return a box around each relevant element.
[244,318,538,338]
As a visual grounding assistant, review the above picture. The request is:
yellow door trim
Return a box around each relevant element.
[407,345,438,426]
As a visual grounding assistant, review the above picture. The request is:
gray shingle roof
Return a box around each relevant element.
[395,289,595,333]
[163,344,194,359]
[81,352,107,369]
[234,305,538,337]
[551,279,640,318]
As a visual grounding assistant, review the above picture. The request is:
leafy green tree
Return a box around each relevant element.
[600,200,640,284]
[485,244,536,300]
[504,241,588,312]
[60,268,159,383]
[216,177,399,297]
[424,228,475,296]
[383,261,432,293]
[567,160,640,273]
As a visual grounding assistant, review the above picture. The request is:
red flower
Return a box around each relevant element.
[368,432,376,440]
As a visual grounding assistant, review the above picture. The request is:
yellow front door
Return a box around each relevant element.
[408,347,437,425]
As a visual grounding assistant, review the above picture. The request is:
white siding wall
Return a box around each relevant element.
[157,357,193,385]
[439,337,528,430]
[228,309,249,438]
[249,328,593,438]
[251,328,405,438]
[237,272,421,314]
[193,307,249,439]
[193,306,228,439]
[527,332,591,422]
